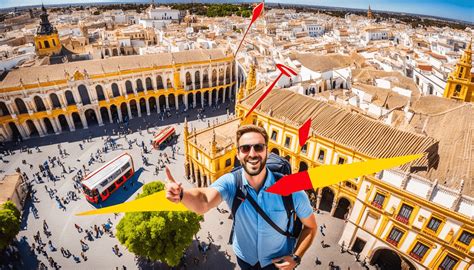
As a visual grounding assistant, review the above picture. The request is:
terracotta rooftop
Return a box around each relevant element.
[188,117,240,155]
[290,53,366,73]
[0,174,21,205]
[401,96,474,196]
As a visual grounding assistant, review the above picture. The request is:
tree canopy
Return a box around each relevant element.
[116,181,202,266]
[0,201,21,250]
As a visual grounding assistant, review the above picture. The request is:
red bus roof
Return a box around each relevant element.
[82,153,133,190]
[153,126,175,146]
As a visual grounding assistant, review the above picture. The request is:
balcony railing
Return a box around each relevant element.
[386,238,400,247]
[409,252,423,261]
[395,215,410,224]
[371,201,383,209]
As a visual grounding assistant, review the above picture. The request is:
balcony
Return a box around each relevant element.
[395,215,409,225]
[386,238,399,247]
[453,242,468,253]
[409,252,423,261]
[371,201,383,209]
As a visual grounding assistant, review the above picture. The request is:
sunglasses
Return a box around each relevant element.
[238,143,267,154]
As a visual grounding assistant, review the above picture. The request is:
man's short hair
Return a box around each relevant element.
[236,124,268,146]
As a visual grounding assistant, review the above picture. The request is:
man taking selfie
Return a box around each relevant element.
[166,125,317,270]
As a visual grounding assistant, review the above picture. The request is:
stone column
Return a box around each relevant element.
[175,95,179,111]
[107,108,113,124]
[51,117,60,134]
[66,114,75,131]
[80,113,88,129]
[165,95,170,109]
[96,108,104,126]
[54,117,62,133]
[146,99,150,115]
[34,119,46,137]
[19,122,30,139]
[127,103,133,119]
[193,93,197,108]
[316,188,322,210]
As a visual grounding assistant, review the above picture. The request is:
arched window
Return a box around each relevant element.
[125,80,133,94]
[34,96,46,112]
[44,40,50,48]
[111,83,120,97]
[15,98,28,114]
[65,90,76,105]
[78,85,91,105]
[96,85,105,101]
[50,93,61,109]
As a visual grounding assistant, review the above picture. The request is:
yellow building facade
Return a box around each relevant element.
[443,41,473,102]
[34,5,62,56]
[0,49,237,142]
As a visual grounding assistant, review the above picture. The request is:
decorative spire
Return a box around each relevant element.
[367,5,373,20]
[245,57,257,96]
[211,129,218,154]
[37,4,56,35]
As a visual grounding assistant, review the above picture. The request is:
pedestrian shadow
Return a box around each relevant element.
[20,197,38,230]
[90,167,145,208]
[0,237,40,270]
[134,240,236,270]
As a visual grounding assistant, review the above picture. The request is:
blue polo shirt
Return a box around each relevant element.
[210,168,313,267]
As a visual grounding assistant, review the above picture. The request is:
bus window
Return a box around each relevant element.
[116,177,124,185]
[107,184,115,193]
[101,190,108,197]
[124,169,133,178]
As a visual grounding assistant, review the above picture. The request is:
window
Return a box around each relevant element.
[454,84,462,96]
[225,158,231,167]
[301,143,307,154]
[271,130,278,141]
[372,193,385,209]
[396,203,413,224]
[439,254,458,270]
[386,227,404,246]
[318,149,325,162]
[426,217,442,233]
[107,184,116,193]
[338,157,346,164]
[458,231,472,246]
[410,242,429,261]
[284,136,291,148]
[459,67,464,78]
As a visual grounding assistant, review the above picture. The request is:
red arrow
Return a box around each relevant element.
[299,118,312,147]
[266,171,313,196]
[234,2,265,57]
[244,64,297,119]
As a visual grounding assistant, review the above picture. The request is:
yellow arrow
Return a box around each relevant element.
[76,190,188,216]
[267,154,424,195]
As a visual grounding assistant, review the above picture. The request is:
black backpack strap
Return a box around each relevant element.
[228,170,246,245]
[245,194,292,237]
[274,172,298,238]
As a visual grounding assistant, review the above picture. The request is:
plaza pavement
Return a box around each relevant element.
[0,104,373,270]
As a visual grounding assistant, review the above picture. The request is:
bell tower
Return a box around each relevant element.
[34,4,62,56]
[443,40,473,102]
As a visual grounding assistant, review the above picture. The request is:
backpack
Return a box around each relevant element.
[228,153,303,245]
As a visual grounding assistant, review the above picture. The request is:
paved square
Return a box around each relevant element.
[1,106,373,270]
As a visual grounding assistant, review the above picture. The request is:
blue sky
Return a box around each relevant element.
[1,0,473,23]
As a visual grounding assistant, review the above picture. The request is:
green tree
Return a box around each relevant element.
[116,181,202,266]
[0,201,21,250]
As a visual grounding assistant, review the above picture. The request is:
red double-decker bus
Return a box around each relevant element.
[152,126,176,149]
[81,153,134,204]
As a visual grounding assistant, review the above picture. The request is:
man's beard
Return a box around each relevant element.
[242,155,267,176]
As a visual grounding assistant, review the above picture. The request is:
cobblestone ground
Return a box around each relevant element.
[0,104,373,270]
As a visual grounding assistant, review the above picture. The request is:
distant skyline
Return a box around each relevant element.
[1,0,473,23]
